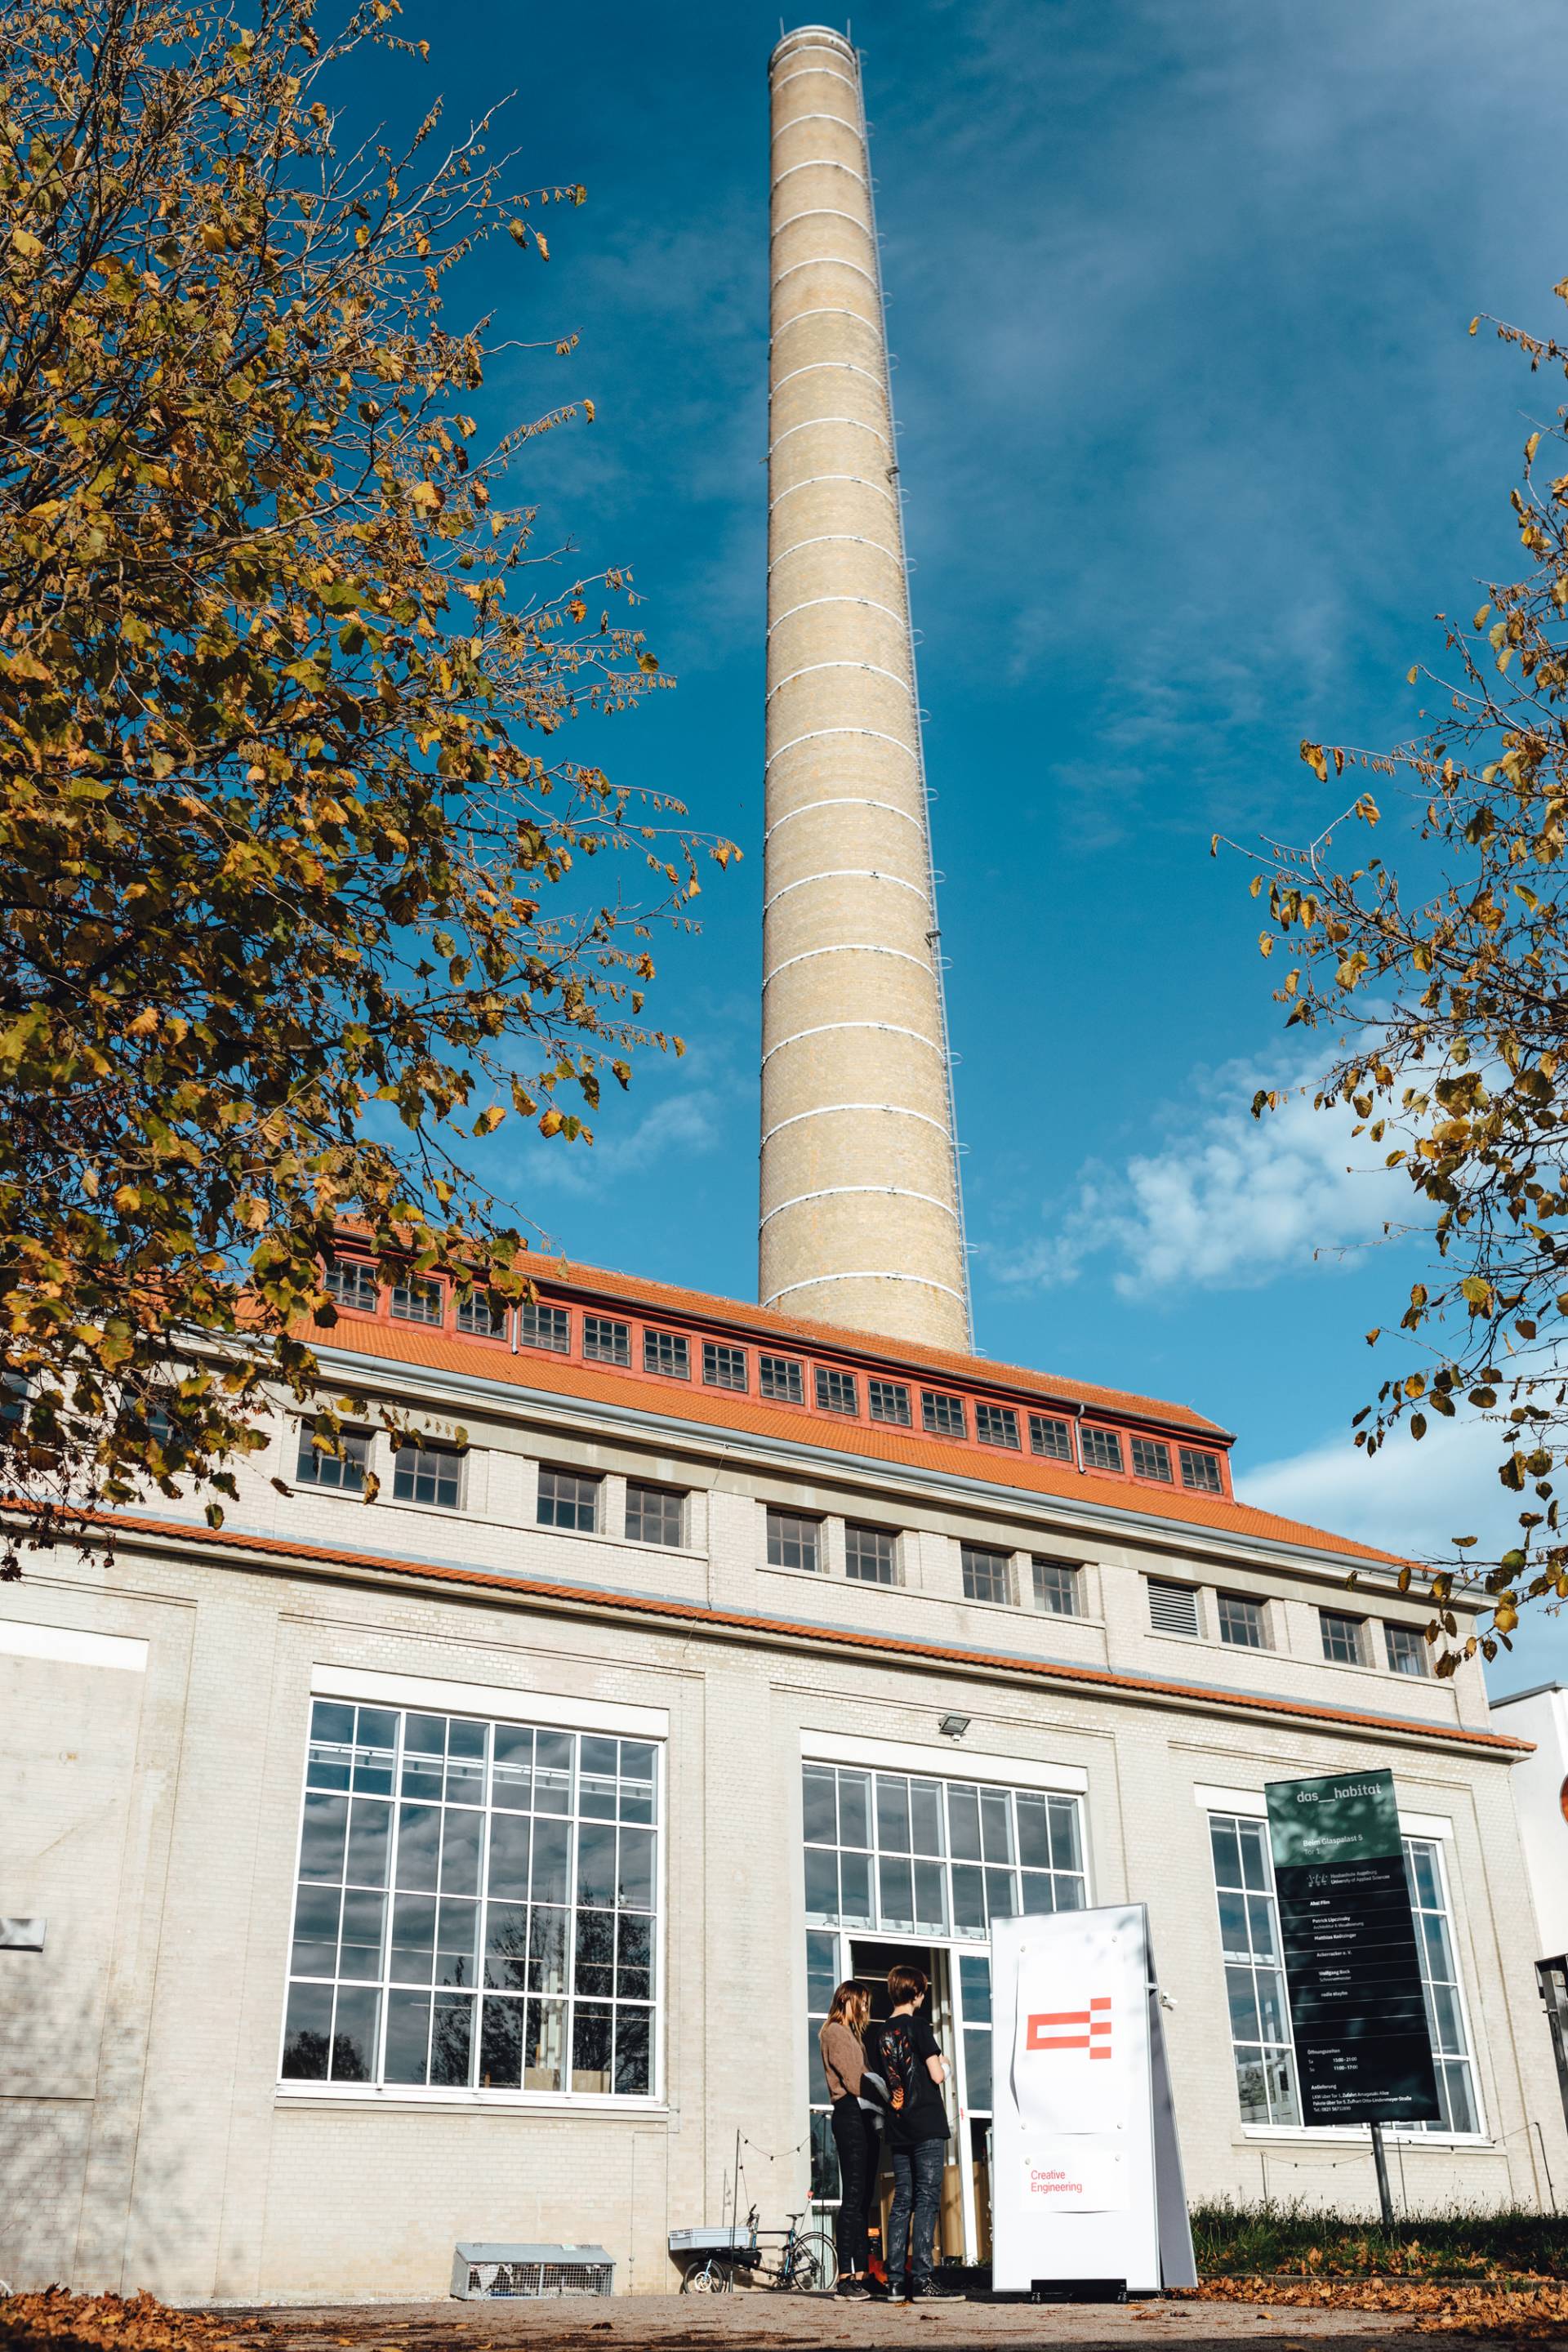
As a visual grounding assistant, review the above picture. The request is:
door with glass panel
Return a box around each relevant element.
[802,1759,1087,2269]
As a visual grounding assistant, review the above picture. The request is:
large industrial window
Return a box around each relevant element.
[922,1390,966,1438]
[803,1761,1086,1940]
[1130,1437,1172,1482]
[868,1378,911,1427]
[975,1403,1020,1450]
[1208,1813,1298,2125]
[1206,1813,1481,2138]
[815,1365,858,1416]
[1319,1610,1366,1666]
[1032,1559,1082,1617]
[537,1466,600,1532]
[1179,1448,1223,1494]
[643,1328,689,1380]
[280,1701,658,2099]
[1217,1592,1267,1650]
[324,1257,379,1313]
[456,1292,506,1339]
[702,1341,747,1392]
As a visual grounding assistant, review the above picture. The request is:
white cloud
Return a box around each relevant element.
[1239,1417,1568,1697]
[507,1085,724,1203]
[1000,1055,1423,1298]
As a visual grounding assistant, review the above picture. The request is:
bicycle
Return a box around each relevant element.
[678,2204,838,2295]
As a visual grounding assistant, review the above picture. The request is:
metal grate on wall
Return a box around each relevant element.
[1147,1579,1200,1637]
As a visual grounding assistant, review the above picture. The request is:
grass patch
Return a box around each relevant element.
[1191,2197,1568,2278]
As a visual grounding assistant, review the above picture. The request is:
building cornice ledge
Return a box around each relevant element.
[34,1504,1530,1762]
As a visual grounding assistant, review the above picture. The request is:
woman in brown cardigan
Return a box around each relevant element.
[818,1982,879,2296]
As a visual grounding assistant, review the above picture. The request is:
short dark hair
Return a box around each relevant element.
[888,1962,929,2007]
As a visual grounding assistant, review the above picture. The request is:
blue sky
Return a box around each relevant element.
[350,0,1568,1693]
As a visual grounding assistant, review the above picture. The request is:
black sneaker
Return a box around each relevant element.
[837,2278,869,2300]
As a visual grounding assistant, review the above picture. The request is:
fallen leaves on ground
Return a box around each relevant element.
[1187,2274,1568,2332]
[0,2292,269,2352]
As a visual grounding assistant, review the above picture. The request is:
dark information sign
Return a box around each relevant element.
[1265,1769,1440,2129]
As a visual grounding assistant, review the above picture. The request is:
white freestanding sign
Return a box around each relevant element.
[990,1904,1196,2295]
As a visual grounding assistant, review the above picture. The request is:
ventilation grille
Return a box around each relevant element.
[451,2244,613,2300]
[1147,1579,1199,1637]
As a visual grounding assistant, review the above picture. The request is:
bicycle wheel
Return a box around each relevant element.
[683,2259,731,2295]
[788,2234,838,2294]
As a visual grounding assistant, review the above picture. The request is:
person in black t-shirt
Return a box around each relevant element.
[878,1963,950,2301]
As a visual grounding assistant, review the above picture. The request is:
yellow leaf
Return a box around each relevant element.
[410,481,441,510]
[535,230,549,262]
[11,225,43,261]
[583,398,595,422]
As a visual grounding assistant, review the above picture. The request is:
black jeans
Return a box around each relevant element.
[831,2096,877,2276]
[888,2137,944,2292]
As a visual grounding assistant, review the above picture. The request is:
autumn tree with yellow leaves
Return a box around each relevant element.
[0,0,730,1565]
[1236,279,1568,1668]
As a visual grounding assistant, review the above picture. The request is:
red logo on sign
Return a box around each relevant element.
[1025,1996,1112,2059]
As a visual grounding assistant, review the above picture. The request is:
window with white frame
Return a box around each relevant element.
[803,1761,1086,1939]
[1386,1623,1429,1677]
[1032,1558,1082,1617]
[392,1441,462,1510]
[1208,1812,1298,2125]
[1205,1811,1482,2137]
[961,1543,1012,1605]
[296,1421,370,1493]
[518,1301,570,1354]
[767,1508,820,1572]
[1404,1838,1481,2134]
[280,1700,658,2097]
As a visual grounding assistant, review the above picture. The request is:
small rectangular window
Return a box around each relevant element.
[455,1291,505,1338]
[392,1441,462,1510]
[583,1316,630,1366]
[296,1423,369,1493]
[1386,1623,1429,1678]
[1082,1426,1123,1473]
[922,1390,966,1439]
[868,1378,911,1426]
[1179,1447,1223,1494]
[1320,1610,1366,1665]
[1032,1559,1082,1617]
[767,1508,820,1573]
[626,1481,684,1546]
[324,1258,379,1314]
[702,1340,747,1392]
[844,1523,897,1584]
[1131,1437,1172,1482]
[643,1328,690,1380]
[815,1365,858,1417]
[760,1353,804,1404]
[518,1300,571,1354]
[975,1402,1020,1450]
[1148,1579,1199,1637]
[1029,1414,1073,1463]
[1218,1592,1266,1649]
[390,1275,443,1326]
[961,1544,1012,1605]
[537,1465,601,1532]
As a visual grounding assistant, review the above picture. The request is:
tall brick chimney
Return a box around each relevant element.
[759,26,971,1352]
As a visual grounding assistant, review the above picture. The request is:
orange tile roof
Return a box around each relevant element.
[82,1504,1525,1757]
[314,1311,1409,1576]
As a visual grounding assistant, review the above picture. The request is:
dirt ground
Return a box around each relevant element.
[198,2291,1558,2350]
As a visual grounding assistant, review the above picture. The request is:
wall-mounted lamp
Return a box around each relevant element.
[938,1713,970,1740]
